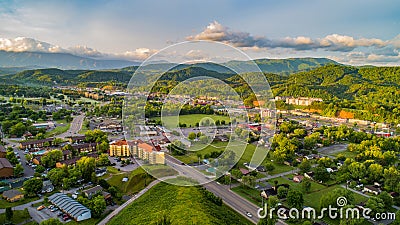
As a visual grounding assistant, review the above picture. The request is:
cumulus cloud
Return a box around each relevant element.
[68,45,103,58]
[0,37,63,53]
[187,21,390,52]
[0,37,158,61]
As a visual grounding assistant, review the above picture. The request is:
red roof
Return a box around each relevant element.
[111,140,127,146]
[239,168,250,175]
[138,142,155,152]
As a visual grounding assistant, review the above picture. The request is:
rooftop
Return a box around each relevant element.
[0,158,13,169]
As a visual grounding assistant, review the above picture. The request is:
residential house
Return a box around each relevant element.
[239,168,250,176]
[304,171,315,180]
[293,175,304,183]
[2,189,24,202]
[0,158,13,178]
[83,185,103,199]
[363,185,381,195]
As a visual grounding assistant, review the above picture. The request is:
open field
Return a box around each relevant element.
[107,180,253,225]
[152,114,231,128]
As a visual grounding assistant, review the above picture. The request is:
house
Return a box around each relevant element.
[0,145,6,158]
[293,175,304,183]
[83,185,103,199]
[2,189,24,202]
[304,171,314,180]
[363,185,381,195]
[0,158,14,178]
[256,166,266,172]
[239,168,250,176]
[95,168,107,177]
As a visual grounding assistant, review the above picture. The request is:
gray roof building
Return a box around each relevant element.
[48,193,91,221]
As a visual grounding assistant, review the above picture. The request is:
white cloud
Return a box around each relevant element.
[0,37,63,53]
[68,45,103,58]
[187,21,393,52]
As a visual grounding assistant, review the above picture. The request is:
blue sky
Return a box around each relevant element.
[0,0,399,65]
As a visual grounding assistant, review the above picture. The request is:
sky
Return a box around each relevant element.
[0,0,399,65]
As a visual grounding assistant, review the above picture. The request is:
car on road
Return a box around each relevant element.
[245,212,253,218]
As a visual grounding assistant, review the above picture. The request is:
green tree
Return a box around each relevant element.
[264,162,275,172]
[5,207,13,222]
[90,195,107,217]
[277,186,288,199]
[23,178,43,196]
[298,159,311,173]
[40,218,63,225]
[378,191,393,210]
[76,157,96,182]
[188,132,196,140]
[365,197,385,216]
[14,163,24,177]
[41,149,63,168]
[287,189,304,209]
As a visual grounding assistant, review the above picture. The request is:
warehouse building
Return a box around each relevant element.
[48,193,91,221]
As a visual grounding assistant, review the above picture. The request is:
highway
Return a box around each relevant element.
[165,155,287,224]
[56,114,85,138]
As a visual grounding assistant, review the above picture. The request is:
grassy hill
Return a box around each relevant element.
[107,180,253,225]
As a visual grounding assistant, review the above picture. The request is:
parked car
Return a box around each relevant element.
[37,205,46,211]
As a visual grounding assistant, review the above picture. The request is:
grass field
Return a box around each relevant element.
[107,167,155,195]
[152,114,231,128]
[108,179,253,225]
[0,209,31,224]
[231,185,263,205]
[0,196,39,208]
[45,119,71,137]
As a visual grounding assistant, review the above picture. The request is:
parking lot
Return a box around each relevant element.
[31,204,72,223]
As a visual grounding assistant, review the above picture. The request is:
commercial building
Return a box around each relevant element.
[109,139,165,164]
[0,158,13,178]
[48,193,91,221]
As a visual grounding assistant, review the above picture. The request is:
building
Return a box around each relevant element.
[32,122,55,130]
[2,189,24,202]
[134,142,165,164]
[109,140,131,157]
[293,175,304,183]
[363,185,381,195]
[275,96,323,106]
[48,193,91,221]
[0,145,6,158]
[71,143,97,153]
[67,135,86,144]
[19,138,55,150]
[0,158,13,178]
[42,180,54,193]
[83,185,103,199]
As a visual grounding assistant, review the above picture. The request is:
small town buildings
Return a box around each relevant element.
[0,158,13,178]
[2,189,24,202]
[42,180,54,193]
[67,135,86,144]
[109,139,165,164]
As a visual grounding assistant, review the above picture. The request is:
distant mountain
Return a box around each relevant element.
[224,57,339,75]
[0,51,139,70]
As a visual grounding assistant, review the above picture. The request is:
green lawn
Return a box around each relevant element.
[0,196,40,208]
[107,167,159,195]
[0,209,31,224]
[108,179,253,225]
[45,119,71,137]
[231,185,263,205]
[152,114,231,128]
[330,150,358,158]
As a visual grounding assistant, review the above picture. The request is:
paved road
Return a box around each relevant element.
[56,114,85,138]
